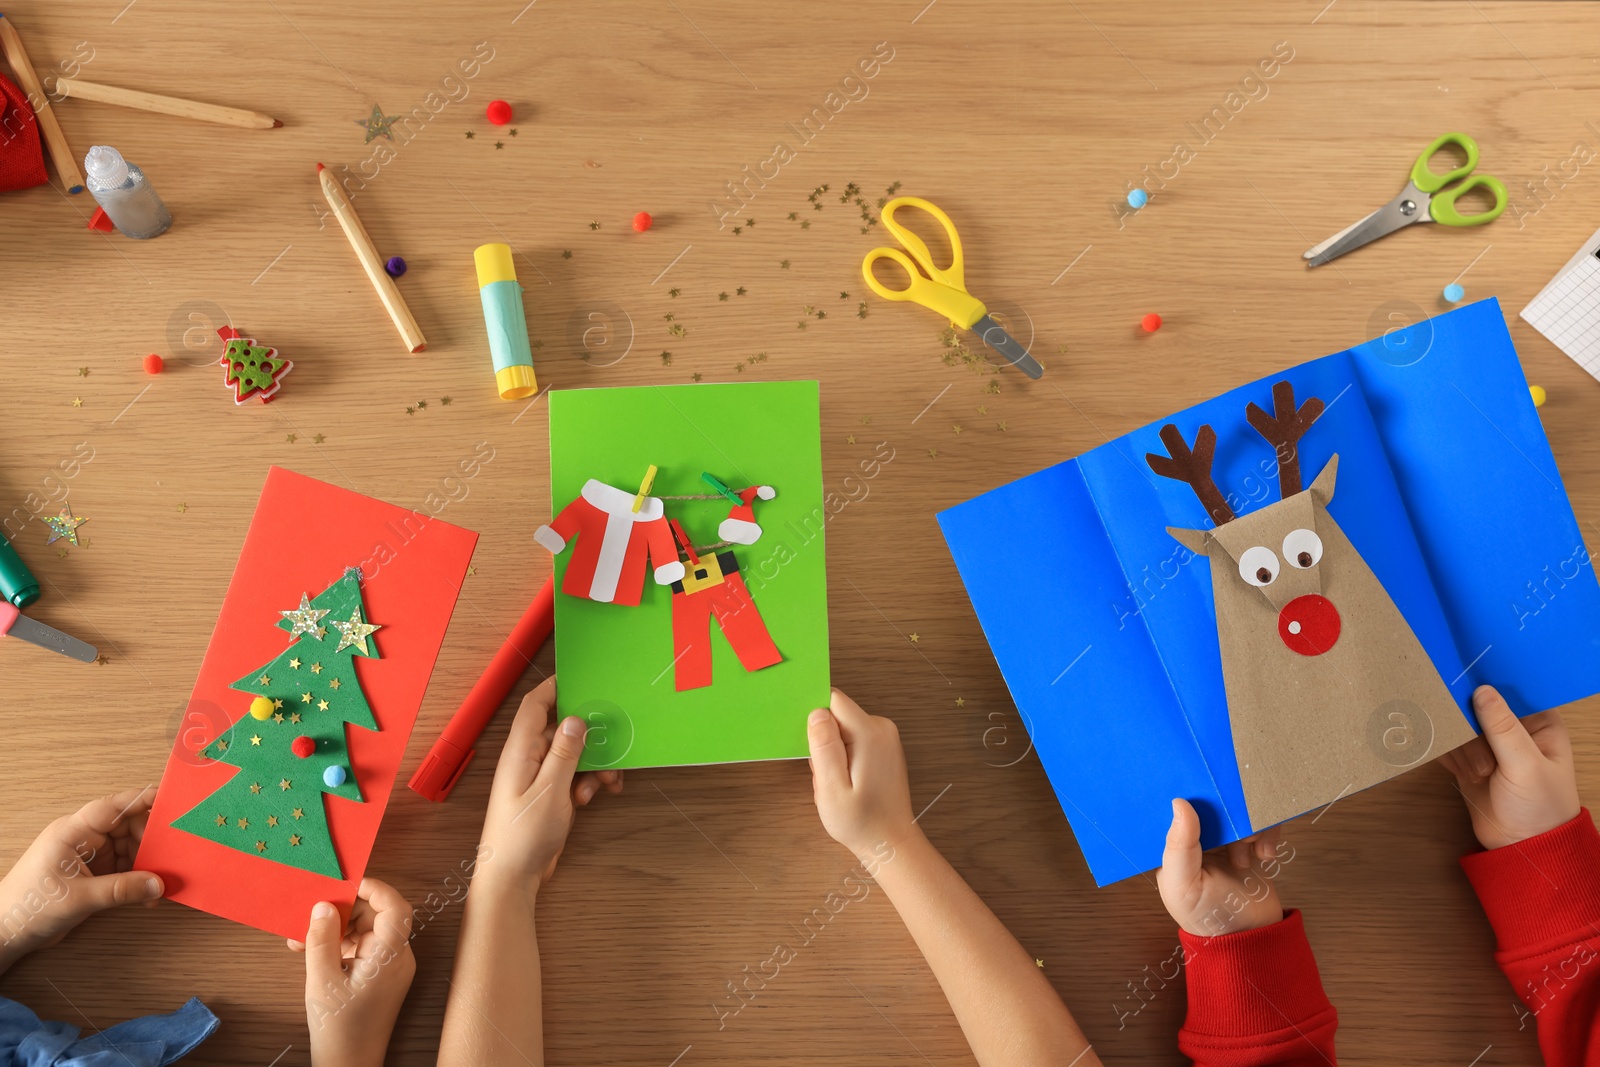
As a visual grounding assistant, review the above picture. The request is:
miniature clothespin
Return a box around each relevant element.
[668,517,698,565]
[700,472,744,506]
[632,464,658,513]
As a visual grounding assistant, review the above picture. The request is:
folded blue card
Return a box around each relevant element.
[938,299,1600,885]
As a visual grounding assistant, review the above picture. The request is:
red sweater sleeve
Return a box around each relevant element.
[1178,909,1338,1066]
[1459,809,1600,1067]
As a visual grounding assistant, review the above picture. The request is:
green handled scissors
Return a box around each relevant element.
[863,196,1044,379]
[1304,133,1508,267]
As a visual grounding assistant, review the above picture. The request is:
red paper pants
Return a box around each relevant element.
[671,569,781,691]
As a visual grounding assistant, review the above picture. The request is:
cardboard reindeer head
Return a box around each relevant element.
[1147,381,1475,830]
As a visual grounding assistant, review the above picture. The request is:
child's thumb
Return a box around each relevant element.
[301,902,344,986]
[74,871,163,916]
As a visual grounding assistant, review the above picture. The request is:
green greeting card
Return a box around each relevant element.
[543,381,829,769]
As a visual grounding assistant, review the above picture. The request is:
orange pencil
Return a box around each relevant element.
[317,163,426,353]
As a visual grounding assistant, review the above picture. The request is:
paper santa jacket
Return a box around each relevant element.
[938,299,1600,885]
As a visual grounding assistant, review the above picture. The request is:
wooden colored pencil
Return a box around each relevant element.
[56,77,282,130]
[316,163,427,353]
[0,15,85,193]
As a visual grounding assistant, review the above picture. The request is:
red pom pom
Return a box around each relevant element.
[1140,313,1162,333]
[486,99,513,125]
[632,211,653,232]
[142,353,164,375]
[291,736,316,759]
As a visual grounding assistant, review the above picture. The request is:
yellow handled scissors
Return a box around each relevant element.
[862,196,1043,379]
[1304,132,1508,267]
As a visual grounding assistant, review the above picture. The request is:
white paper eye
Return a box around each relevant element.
[1238,546,1280,587]
[1282,528,1323,569]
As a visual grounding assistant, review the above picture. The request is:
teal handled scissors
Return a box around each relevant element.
[863,196,1044,379]
[1304,133,1508,267]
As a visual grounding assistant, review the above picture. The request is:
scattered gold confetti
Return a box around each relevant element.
[286,433,297,443]
[955,697,966,707]
[441,397,452,405]
[840,291,849,300]
[267,815,279,827]
[417,399,428,410]
[719,292,729,301]
[669,288,681,297]
[255,841,267,853]
[301,692,312,703]
[278,779,290,792]
[72,398,82,407]
[273,698,284,709]
[997,420,1008,431]
[846,435,857,445]
[466,565,477,577]
[310,662,322,675]
[908,633,920,643]
[237,817,249,829]
[977,406,988,415]
[214,814,226,826]
[661,351,673,366]
[249,735,262,747]
[329,678,341,690]
[780,260,790,269]
[77,367,89,377]
[562,250,572,259]
[861,416,873,425]
[292,807,304,820]
[313,433,325,444]
[272,712,284,723]
[249,781,262,794]
[177,503,187,513]
[290,712,301,724]
[588,220,600,230]
[318,699,330,711]
[691,372,703,381]
[927,448,938,458]
[1035,959,1044,968]
[494,141,504,149]
[952,425,963,435]
[736,287,747,296]
[290,657,301,669]
[257,673,271,685]
[289,834,301,846]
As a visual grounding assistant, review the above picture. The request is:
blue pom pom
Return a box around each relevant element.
[385,256,407,278]
[1127,189,1150,209]
[323,765,348,788]
[1443,282,1465,303]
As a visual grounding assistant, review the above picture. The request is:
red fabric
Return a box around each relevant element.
[0,73,48,193]
[670,566,781,691]
[542,480,679,606]
[1178,909,1338,1066]
[1460,809,1600,1067]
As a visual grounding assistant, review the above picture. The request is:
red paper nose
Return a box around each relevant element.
[1279,594,1340,655]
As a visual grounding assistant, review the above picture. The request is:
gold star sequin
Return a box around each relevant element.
[280,594,329,638]
[279,779,291,791]
[291,807,304,820]
[249,734,262,746]
[43,509,88,546]
[237,817,249,829]
[267,815,278,827]
[273,698,284,709]
[330,607,381,654]
[290,713,301,724]
[846,435,857,444]
[214,814,227,826]
[301,692,313,704]
[216,739,229,753]
[289,834,301,846]
[955,697,966,707]
[357,103,400,143]
[72,397,82,407]
[329,678,341,690]
[290,658,301,669]
[310,662,322,675]
[255,841,267,853]
[318,699,330,711]
[908,633,920,643]
[257,673,271,685]
[313,433,325,444]
[1035,958,1044,968]
[272,712,284,723]
[249,782,262,795]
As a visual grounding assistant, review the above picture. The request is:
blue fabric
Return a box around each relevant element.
[0,995,217,1067]
[939,299,1600,885]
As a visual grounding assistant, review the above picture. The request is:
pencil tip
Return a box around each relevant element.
[273,119,284,128]
[315,162,324,172]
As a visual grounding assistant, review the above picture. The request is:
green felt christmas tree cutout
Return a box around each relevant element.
[171,568,381,879]
[221,338,290,402]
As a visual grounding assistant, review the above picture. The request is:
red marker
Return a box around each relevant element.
[408,575,555,801]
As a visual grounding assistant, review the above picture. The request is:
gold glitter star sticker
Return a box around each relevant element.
[357,103,400,143]
[310,662,322,675]
[43,509,88,546]
[330,607,381,654]
[280,594,329,638]
[318,699,330,712]
[249,735,262,746]
[280,778,291,791]
[292,807,304,820]
[267,815,279,827]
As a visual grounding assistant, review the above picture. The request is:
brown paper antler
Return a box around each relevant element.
[1245,381,1325,497]
[1146,423,1236,526]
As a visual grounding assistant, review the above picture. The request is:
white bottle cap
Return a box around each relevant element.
[84,145,130,187]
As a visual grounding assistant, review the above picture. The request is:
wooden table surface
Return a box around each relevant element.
[2,1,1597,1063]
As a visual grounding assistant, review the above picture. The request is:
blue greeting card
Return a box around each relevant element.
[939,299,1600,885]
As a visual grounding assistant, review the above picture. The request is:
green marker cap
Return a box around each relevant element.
[0,530,40,607]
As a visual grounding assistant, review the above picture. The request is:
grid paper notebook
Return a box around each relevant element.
[1521,224,1600,381]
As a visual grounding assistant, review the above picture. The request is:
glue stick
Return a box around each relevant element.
[473,243,538,400]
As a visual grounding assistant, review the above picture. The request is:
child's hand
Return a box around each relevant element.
[1437,685,1581,850]
[474,677,622,894]
[1157,798,1284,938]
[807,689,917,862]
[296,878,415,1067]
[0,785,164,972]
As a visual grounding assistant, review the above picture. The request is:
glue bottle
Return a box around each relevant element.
[83,145,171,239]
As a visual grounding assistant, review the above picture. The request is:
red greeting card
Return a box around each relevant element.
[136,467,476,939]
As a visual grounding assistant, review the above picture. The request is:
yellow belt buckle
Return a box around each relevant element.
[677,553,727,595]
